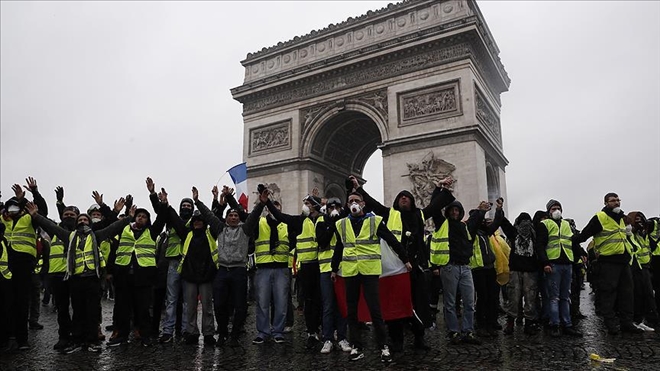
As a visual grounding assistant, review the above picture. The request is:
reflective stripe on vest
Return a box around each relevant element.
[430,220,450,266]
[633,233,651,265]
[70,231,105,275]
[316,216,337,273]
[100,240,111,263]
[178,228,218,273]
[469,234,487,269]
[115,226,156,267]
[651,220,660,256]
[386,208,425,242]
[593,212,631,257]
[2,215,37,257]
[254,217,290,265]
[296,218,318,263]
[166,220,190,258]
[0,240,12,279]
[34,257,43,274]
[336,215,382,277]
[48,236,67,274]
[541,219,574,262]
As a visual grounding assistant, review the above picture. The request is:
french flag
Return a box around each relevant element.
[227,162,249,210]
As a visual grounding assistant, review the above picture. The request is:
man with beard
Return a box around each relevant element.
[348,175,454,351]
[26,199,132,353]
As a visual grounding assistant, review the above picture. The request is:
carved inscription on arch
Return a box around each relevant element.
[398,80,461,127]
[474,85,501,141]
[249,120,291,156]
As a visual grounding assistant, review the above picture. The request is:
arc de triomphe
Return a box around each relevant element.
[231,0,510,213]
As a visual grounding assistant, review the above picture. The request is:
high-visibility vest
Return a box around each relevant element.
[166,220,190,258]
[469,234,491,269]
[386,208,425,242]
[634,233,651,265]
[430,220,450,266]
[316,216,337,273]
[593,212,631,257]
[651,220,660,256]
[71,231,105,275]
[100,240,111,264]
[0,239,11,279]
[254,217,289,265]
[115,226,157,267]
[2,214,37,257]
[34,257,43,274]
[49,236,67,274]
[296,218,318,263]
[178,229,219,273]
[541,219,574,262]
[335,215,382,277]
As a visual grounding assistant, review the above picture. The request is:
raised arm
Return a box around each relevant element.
[95,212,132,242]
[224,187,249,222]
[22,177,48,218]
[55,186,66,220]
[193,187,224,236]
[241,192,267,236]
[485,199,505,236]
[573,214,603,244]
[421,177,455,218]
[500,216,517,241]
[351,175,389,218]
[25,202,70,243]
[467,202,489,238]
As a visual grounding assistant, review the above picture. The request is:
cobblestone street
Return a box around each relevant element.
[1,290,659,370]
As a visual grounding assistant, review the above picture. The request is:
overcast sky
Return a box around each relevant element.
[1,1,659,230]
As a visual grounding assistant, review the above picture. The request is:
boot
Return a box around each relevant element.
[503,317,514,335]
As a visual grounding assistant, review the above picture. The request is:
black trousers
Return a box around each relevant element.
[472,268,499,328]
[651,257,660,314]
[10,263,31,344]
[345,274,387,350]
[115,273,153,339]
[298,263,322,334]
[633,266,658,325]
[0,276,13,344]
[152,286,166,336]
[214,266,247,339]
[598,261,634,330]
[50,275,72,340]
[69,275,101,344]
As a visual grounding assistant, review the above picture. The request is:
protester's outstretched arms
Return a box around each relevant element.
[25,202,70,243]
[193,186,224,236]
[350,175,389,218]
[241,188,268,236]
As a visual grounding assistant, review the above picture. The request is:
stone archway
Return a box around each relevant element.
[232,0,510,213]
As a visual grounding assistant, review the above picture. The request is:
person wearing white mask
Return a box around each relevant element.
[535,199,583,337]
[574,193,642,334]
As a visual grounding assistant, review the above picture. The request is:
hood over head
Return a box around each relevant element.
[393,190,417,211]
[444,200,465,220]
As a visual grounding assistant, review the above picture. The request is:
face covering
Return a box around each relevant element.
[77,222,88,229]
[350,202,362,215]
[7,205,20,214]
[551,210,562,220]
[320,205,327,215]
[301,204,311,216]
[61,217,76,230]
[612,207,621,214]
[180,208,193,220]
[329,209,340,218]
[91,217,102,224]
[625,224,633,235]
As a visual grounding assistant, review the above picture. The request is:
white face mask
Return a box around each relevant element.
[301,204,310,216]
[91,217,102,224]
[625,224,633,236]
[612,207,622,214]
[7,205,20,213]
[350,202,362,215]
[551,210,562,220]
[320,205,326,215]
[329,209,340,218]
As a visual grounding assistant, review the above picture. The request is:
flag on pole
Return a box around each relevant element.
[227,162,248,210]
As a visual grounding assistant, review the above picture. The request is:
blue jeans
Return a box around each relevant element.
[320,272,347,342]
[545,263,572,327]
[440,264,475,334]
[254,267,290,339]
[162,259,186,336]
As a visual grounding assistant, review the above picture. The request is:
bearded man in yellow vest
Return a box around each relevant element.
[26,199,131,353]
[574,192,641,334]
[330,192,411,363]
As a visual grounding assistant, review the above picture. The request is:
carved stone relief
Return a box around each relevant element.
[354,90,388,120]
[253,182,282,209]
[398,81,461,127]
[406,152,457,208]
[474,86,501,141]
[249,120,292,156]
[299,88,388,130]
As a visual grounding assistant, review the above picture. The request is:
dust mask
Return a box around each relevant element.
[301,204,311,216]
[551,210,562,220]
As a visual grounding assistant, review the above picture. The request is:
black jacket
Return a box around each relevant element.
[471,208,504,270]
[501,217,538,272]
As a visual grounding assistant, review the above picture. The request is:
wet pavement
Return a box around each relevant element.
[1,289,659,370]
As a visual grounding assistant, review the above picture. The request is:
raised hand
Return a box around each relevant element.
[25,201,38,216]
[212,185,219,200]
[348,175,360,190]
[125,194,133,210]
[258,188,270,204]
[312,187,320,198]
[23,177,38,194]
[128,205,137,218]
[55,186,65,203]
[92,191,104,206]
[158,188,169,205]
[192,186,199,202]
[12,184,25,199]
[146,177,155,194]
[437,176,454,188]
[478,201,492,211]
[495,197,504,209]
[114,197,126,213]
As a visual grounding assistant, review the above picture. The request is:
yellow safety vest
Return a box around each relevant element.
[0,239,11,279]
[650,220,660,256]
[34,257,43,274]
[633,233,651,266]
[166,220,190,258]
[593,212,631,257]
[469,234,491,269]
[49,236,67,274]
[541,219,574,262]
[430,220,450,266]
[178,229,219,273]
[254,217,289,265]
[296,218,318,264]
[316,216,337,273]
[115,225,157,267]
[386,208,425,242]
[335,215,382,277]
[71,231,106,275]
[2,214,37,257]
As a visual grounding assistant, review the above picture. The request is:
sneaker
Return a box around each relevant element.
[338,339,352,352]
[204,335,216,346]
[252,336,265,345]
[638,323,655,332]
[283,326,293,334]
[106,336,127,347]
[320,340,333,354]
[447,331,461,345]
[158,334,173,344]
[53,338,69,350]
[350,347,364,361]
[18,342,30,351]
[563,326,583,337]
[29,322,44,330]
[274,337,285,344]
[87,342,103,353]
[462,332,482,345]
[380,345,392,363]
[62,343,82,354]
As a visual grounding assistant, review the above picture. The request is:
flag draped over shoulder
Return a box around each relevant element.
[227,162,248,210]
[334,240,413,322]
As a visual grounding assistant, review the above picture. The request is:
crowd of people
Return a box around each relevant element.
[0,175,658,363]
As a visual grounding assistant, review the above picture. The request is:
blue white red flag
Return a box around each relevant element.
[227,162,248,210]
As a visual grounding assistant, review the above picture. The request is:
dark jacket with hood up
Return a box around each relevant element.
[469,207,504,270]
[430,201,482,266]
[501,213,539,272]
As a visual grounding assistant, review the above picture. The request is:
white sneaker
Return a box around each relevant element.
[338,339,352,352]
[320,340,333,354]
[350,347,364,361]
[381,345,392,363]
[638,322,655,332]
